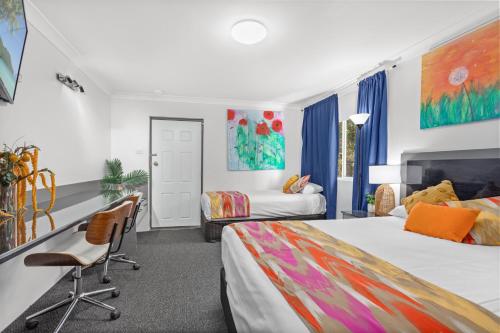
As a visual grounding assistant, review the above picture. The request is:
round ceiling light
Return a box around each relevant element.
[231,20,267,45]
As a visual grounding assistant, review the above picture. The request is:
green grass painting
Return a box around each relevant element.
[227,109,285,170]
[420,20,499,129]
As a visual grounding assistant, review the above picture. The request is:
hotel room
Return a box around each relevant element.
[0,1,499,332]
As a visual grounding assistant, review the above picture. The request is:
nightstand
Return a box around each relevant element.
[341,210,376,219]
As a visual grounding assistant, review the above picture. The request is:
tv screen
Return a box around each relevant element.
[0,0,27,104]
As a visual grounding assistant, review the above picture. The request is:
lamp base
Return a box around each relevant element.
[375,184,395,216]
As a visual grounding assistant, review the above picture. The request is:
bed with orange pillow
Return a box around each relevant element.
[220,149,500,333]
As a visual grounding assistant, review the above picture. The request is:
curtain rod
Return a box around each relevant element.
[301,58,400,111]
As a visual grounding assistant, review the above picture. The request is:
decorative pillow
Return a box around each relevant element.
[388,205,408,219]
[401,180,459,213]
[404,202,480,242]
[442,196,500,246]
[301,183,323,194]
[289,175,310,194]
[282,175,299,193]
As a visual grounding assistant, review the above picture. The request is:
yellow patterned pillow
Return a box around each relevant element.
[402,180,459,213]
[283,175,299,193]
[443,197,500,246]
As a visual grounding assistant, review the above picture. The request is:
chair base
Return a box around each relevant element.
[26,266,120,333]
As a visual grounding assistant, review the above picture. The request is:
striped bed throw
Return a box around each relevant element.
[206,191,250,219]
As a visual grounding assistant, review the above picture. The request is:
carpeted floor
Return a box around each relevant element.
[5,228,228,333]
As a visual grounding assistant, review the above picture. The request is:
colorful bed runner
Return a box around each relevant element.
[230,221,499,333]
[206,191,250,219]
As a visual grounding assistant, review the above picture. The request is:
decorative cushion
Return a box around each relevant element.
[401,180,459,213]
[442,196,500,246]
[282,175,299,193]
[388,205,408,219]
[289,175,310,194]
[301,183,323,194]
[404,202,479,243]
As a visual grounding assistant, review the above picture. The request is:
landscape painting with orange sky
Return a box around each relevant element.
[420,19,499,129]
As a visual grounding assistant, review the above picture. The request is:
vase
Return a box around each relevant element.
[367,203,375,213]
[0,184,17,254]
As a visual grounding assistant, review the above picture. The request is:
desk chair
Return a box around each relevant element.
[101,193,143,283]
[24,201,133,333]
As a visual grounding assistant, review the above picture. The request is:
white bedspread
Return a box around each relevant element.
[221,216,500,333]
[201,190,326,220]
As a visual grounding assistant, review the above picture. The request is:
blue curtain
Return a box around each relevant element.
[352,71,388,211]
[301,94,339,219]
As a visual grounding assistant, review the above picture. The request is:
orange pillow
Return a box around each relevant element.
[404,202,480,242]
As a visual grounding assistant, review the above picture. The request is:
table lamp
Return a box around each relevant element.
[369,165,401,216]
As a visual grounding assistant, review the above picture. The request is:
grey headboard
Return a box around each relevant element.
[400,148,500,200]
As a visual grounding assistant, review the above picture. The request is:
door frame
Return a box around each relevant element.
[149,116,204,229]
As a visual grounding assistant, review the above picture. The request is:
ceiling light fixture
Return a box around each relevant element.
[231,20,267,45]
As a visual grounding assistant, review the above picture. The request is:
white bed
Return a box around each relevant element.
[221,216,500,333]
[201,190,326,221]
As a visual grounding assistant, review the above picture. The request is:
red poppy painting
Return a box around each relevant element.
[227,109,285,170]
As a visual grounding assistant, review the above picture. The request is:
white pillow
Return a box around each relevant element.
[388,205,408,219]
[300,183,323,194]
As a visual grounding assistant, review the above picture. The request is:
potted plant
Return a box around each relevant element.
[101,159,148,199]
[366,193,375,213]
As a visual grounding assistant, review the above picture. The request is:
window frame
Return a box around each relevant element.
[338,120,354,180]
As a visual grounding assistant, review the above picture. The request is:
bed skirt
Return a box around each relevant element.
[201,212,326,242]
[220,268,237,333]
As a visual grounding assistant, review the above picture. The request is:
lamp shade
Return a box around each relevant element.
[369,165,401,184]
[349,113,370,126]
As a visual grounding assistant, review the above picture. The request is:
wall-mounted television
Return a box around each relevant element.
[0,0,27,104]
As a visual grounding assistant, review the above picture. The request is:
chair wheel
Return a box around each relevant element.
[110,310,121,320]
[102,275,111,284]
[111,289,120,298]
[25,319,39,329]
[68,292,74,298]
[133,263,141,270]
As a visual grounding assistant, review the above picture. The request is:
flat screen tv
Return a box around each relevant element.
[0,0,27,104]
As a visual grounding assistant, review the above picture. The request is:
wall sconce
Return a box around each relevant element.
[56,73,85,93]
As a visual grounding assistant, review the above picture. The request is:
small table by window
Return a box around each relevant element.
[341,210,376,219]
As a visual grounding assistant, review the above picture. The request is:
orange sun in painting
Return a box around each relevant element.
[421,20,499,104]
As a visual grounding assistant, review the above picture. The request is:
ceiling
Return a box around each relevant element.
[31,0,498,104]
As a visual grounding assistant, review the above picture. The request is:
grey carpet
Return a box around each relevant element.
[5,228,227,333]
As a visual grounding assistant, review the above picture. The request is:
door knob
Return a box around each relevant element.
[153,161,159,166]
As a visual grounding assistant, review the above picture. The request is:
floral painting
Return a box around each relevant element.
[420,19,499,129]
[227,109,285,170]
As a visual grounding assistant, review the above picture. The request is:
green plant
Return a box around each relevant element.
[366,193,375,205]
[101,159,148,196]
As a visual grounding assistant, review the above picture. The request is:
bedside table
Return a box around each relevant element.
[341,210,376,219]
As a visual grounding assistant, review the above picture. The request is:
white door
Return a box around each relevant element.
[151,119,202,227]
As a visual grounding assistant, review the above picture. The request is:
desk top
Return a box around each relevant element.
[0,191,132,264]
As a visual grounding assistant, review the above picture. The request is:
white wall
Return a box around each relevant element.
[387,56,500,164]
[336,55,500,211]
[0,24,110,330]
[110,98,303,229]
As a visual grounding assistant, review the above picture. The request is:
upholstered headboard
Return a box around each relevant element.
[400,148,500,200]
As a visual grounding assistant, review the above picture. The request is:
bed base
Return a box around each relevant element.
[220,268,237,333]
[201,213,326,242]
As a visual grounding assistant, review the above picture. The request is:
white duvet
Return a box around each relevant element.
[221,216,500,333]
[201,190,326,220]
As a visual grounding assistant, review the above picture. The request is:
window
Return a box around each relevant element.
[338,120,356,178]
